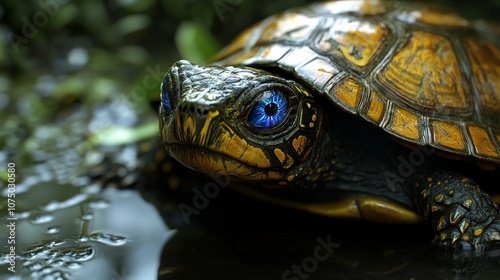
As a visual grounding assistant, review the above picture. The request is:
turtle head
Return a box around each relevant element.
[159,60,324,187]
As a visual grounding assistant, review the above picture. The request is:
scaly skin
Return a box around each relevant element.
[415,172,500,246]
[160,61,500,247]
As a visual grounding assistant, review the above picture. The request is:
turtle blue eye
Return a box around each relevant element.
[161,78,172,114]
[248,90,288,129]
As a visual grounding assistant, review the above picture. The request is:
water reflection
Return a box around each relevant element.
[0,187,172,279]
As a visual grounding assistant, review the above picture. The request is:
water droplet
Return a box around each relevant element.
[88,198,110,209]
[29,212,54,224]
[77,236,89,242]
[40,270,70,280]
[59,246,95,262]
[89,232,127,246]
[80,213,94,220]
[22,239,66,259]
[0,254,15,264]
[66,262,82,269]
[42,194,88,212]
[45,225,61,234]
[26,261,44,271]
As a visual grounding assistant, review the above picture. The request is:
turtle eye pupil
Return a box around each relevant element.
[264,103,278,116]
[247,89,288,129]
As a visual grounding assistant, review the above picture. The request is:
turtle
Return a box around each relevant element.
[158,0,500,247]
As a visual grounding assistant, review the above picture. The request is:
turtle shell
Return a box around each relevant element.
[213,0,500,165]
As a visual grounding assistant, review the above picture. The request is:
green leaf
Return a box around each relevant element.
[92,120,158,146]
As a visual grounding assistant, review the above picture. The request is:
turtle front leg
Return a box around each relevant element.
[414,172,500,247]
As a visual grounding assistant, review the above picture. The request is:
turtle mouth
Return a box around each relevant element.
[165,143,245,175]
[164,143,284,182]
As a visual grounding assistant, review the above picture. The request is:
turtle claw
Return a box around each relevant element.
[415,172,500,248]
[432,210,500,248]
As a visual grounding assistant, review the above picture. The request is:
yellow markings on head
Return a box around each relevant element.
[366,90,385,123]
[468,126,500,159]
[300,87,311,97]
[198,110,220,146]
[173,147,280,182]
[292,135,308,156]
[431,121,466,151]
[474,228,484,236]
[299,102,318,129]
[273,148,294,169]
[210,127,271,168]
[287,175,295,182]
[181,115,196,141]
[386,107,421,141]
[331,78,363,112]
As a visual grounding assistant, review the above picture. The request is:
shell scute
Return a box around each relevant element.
[213,0,500,163]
